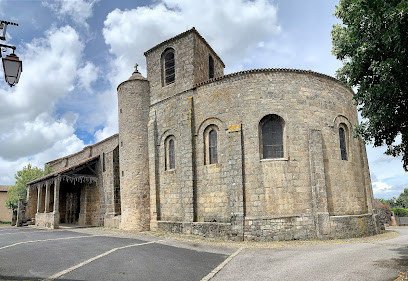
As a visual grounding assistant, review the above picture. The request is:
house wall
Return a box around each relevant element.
[0,191,12,222]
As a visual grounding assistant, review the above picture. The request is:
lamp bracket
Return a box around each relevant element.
[0,20,18,41]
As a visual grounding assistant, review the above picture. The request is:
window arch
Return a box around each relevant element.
[165,136,176,170]
[162,48,175,86]
[204,125,219,164]
[339,124,348,161]
[260,115,284,159]
[209,55,214,79]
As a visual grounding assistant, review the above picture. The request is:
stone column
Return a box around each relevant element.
[308,129,330,238]
[226,123,245,241]
[45,181,50,213]
[36,184,42,213]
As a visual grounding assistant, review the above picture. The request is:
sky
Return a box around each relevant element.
[0,0,406,199]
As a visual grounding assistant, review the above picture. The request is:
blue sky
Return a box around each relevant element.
[0,0,406,199]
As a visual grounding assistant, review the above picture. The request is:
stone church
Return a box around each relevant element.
[25,28,379,240]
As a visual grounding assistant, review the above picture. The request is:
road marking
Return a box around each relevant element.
[0,230,49,236]
[43,240,164,281]
[200,247,244,281]
[0,235,96,250]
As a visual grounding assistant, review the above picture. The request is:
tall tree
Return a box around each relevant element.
[331,0,408,170]
[5,164,51,211]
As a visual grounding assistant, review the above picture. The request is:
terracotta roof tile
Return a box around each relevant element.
[0,185,12,192]
[27,155,100,186]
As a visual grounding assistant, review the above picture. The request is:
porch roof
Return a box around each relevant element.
[27,155,100,187]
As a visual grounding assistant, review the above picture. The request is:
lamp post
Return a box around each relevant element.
[0,20,22,87]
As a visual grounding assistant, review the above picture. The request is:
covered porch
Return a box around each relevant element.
[26,156,99,229]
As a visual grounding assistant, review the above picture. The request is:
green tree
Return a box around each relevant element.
[5,164,52,211]
[396,188,408,208]
[331,0,408,170]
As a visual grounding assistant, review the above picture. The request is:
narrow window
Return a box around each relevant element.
[165,136,176,170]
[169,139,175,169]
[209,129,218,164]
[209,55,214,79]
[163,49,175,85]
[102,152,106,172]
[261,115,284,159]
[339,127,348,160]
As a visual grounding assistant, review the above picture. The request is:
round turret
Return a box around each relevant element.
[117,65,150,231]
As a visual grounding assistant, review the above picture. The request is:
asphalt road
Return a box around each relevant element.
[1,226,408,281]
[212,227,408,281]
[0,226,230,281]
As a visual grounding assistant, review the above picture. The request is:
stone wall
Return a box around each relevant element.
[35,212,58,229]
[327,214,378,239]
[46,134,119,228]
[193,32,224,85]
[148,69,377,240]
[145,32,196,104]
[118,75,151,231]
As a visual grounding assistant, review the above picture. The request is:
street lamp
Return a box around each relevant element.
[2,52,22,87]
[0,20,22,87]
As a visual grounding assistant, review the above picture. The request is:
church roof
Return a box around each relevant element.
[27,155,100,186]
[144,27,225,68]
[0,185,12,192]
[194,68,346,88]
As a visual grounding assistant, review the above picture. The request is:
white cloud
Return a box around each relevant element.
[0,25,88,184]
[103,0,280,76]
[77,62,99,93]
[372,181,393,194]
[98,0,281,141]
[43,0,98,28]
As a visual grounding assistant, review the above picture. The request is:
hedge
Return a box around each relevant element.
[391,208,408,217]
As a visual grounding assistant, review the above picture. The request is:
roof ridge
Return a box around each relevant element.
[194,68,342,87]
[47,133,119,165]
[143,27,225,67]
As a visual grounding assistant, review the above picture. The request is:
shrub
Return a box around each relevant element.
[376,204,392,225]
[391,207,408,217]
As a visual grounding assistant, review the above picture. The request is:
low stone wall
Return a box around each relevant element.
[157,221,232,240]
[35,213,59,229]
[156,213,379,241]
[327,214,378,239]
[244,214,316,241]
[395,216,408,226]
[105,215,121,228]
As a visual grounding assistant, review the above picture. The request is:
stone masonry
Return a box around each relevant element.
[24,28,378,240]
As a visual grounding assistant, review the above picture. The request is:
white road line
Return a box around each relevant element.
[0,235,97,250]
[0,230,49,236]
[200,247,244,281]
[44,240,164,281]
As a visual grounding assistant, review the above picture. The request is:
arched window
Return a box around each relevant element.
[209,129,218,164]
[339,126,348,160]
[165,136,176,170]
[260,115,284,159]
[162,48,175,85]
[209,55,214,79]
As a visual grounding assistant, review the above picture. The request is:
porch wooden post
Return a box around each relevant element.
[45,181,50,213]
[36,185,42,213]
[53,178,60,214]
